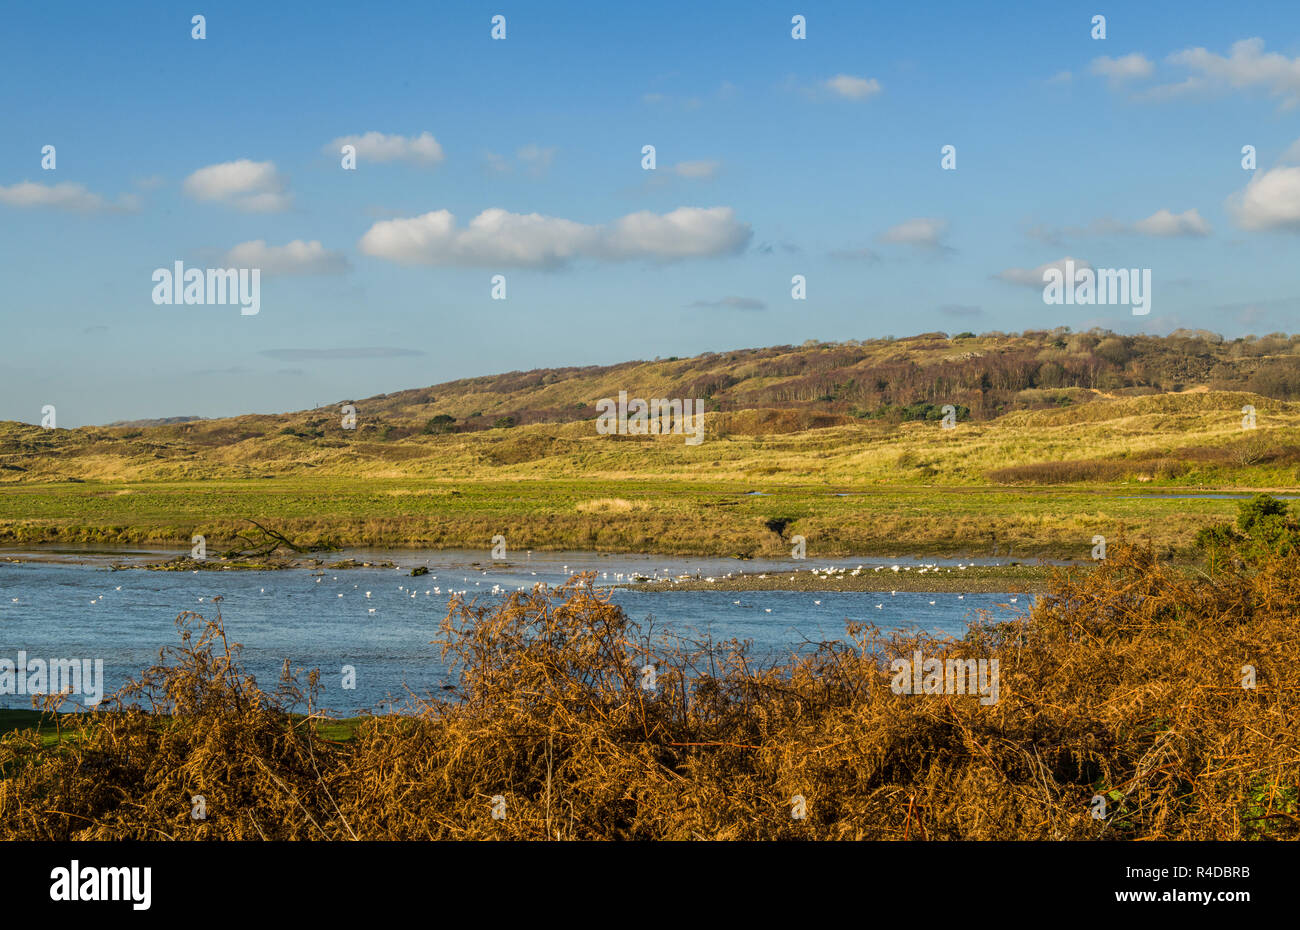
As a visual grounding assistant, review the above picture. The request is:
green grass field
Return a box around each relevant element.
[0,475,1283,559]
[2,389,1297,559]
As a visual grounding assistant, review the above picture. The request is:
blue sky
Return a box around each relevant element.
[3,0,1299,425]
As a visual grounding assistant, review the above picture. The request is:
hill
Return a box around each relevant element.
[1,329,1298,558]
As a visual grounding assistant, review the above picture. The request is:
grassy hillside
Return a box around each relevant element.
[2,330,1298,558]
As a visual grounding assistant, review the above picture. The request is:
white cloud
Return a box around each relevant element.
[1089,53,1155,84]
[602,207,750,260]
[358,206,751,268]
[182,160,290,212]
[997,256,1091,287]
[222,239,349,275]
[1030,210,1210,242]
[1228,161,1300,231]
[1133,208,1212,237]
[0,181,139,213]
[825,75,882,99]
[325,131,445,167]
[1167,38,1300,108]
[673,160,720,180]
[879,217,948,249]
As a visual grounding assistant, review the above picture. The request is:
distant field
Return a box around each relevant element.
[2,380,1298,559]
[0,475,1283,559]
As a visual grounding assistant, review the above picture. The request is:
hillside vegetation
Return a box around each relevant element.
[1,329,1298,557]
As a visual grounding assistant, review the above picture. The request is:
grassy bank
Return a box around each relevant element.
[0,477,1285,560]
[2,390,1297,559]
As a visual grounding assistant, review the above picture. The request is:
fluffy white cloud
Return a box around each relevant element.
[182,160,290,212]
[1228,161,1300,231]
[1089,53,1154,83]
[222,240,349,275]
[1133,208,1212,237]
[997,256,1091,287]
[1167,38,1300,107]
[879,217,948,249]
[0,181,138,213]
[325,131,445,166]
[358,206,751,268]
[825,75,882,99]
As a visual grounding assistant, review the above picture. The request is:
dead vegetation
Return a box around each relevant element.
[2,511,1297,840]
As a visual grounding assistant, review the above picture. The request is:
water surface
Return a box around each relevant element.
[0,548,1029,714]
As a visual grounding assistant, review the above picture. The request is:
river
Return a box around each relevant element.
[0,547,1031,714]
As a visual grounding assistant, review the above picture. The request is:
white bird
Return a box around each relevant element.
[891,590,897,596]
[875,604,883,609]
[368,608,376,614]
[1010,597,1018,603]
[337,593,343,598]
[316,578,321,583]
[957,595,964,600]
[813,600,821,605]
[366,591,371,598]
[764,608,772,613]
[733,600,741,605]
[115,586,121,591]
[929,600,936,606]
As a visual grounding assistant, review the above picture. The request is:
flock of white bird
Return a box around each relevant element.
[28,561,1012,617]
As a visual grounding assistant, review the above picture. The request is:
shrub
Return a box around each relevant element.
[423,414,456,435]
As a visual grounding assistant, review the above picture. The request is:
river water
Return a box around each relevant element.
[0,548,1031,714]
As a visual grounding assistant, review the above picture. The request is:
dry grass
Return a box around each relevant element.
[575,498,650,514]
[2,543,1296,840]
